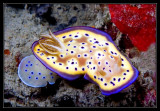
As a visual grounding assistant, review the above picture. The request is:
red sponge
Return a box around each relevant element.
[108,4,156,51]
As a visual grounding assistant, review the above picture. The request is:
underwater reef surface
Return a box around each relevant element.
[4,4,156,107]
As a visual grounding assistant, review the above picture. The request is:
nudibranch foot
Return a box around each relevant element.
[18,55,59,87]
[32,26,139,95]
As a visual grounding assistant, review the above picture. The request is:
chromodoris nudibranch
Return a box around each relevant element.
[18,55,59,87]
[32,26,139,95]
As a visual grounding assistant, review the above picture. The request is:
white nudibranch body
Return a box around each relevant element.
[18,55,59,87]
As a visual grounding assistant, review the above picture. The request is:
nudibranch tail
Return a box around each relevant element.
[85,64,139,96]
[18,55,59,87]
[31,26,139,95]
[100,66,139,95]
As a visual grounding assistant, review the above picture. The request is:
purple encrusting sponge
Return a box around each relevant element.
[18,55,59,87]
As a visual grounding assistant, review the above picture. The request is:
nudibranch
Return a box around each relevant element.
[32,26,139,95]
[18,55,59,87]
